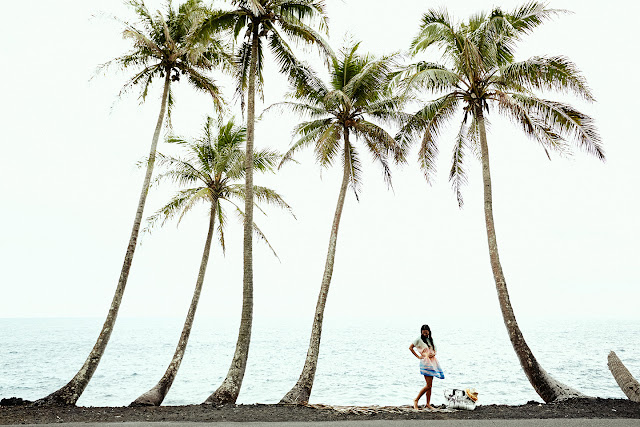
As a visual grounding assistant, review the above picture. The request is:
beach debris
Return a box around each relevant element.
[305,403,456,414]
[607,351,640,402]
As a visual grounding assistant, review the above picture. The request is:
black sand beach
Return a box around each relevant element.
[1,398,639,424]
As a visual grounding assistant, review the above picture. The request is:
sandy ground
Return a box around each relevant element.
[1,398,639,424]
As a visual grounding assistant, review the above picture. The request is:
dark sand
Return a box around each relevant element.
[1,398,639,424]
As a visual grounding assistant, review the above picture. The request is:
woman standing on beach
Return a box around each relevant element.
[410,324,445,409]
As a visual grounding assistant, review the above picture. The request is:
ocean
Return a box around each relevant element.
[0,316,638,407]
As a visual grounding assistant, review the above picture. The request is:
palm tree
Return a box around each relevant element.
[35,0,225,406]
[398,2,604,402]
[272,42,407,404]
[608,351,640,402]
[197,0,333,405]
[130,117,290,406]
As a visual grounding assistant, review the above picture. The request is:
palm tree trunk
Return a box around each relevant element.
[280,133,352,405]
[35,71,172,406]
[608,351,640,402]
[204,27,259,406]
[475,105,584,403]
[131,202,218,406]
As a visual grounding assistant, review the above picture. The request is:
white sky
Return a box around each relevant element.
[0,0,638,327]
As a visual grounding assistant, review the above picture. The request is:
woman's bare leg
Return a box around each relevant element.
[414,376,432,409]
[425,376,434,409]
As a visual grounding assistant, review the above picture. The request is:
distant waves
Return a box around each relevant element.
[0,317,637,406]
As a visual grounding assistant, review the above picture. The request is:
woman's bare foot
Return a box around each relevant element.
[425,404,434,410]
[413,399,420,410]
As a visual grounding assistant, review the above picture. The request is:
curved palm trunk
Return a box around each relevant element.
[608,351,640,402]
[131,202,218,406]
[475,106,584,403]
[204,27,259,406]
[36,71,172,406]
[280,134,352,405]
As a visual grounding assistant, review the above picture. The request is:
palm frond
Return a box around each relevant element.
[252,185,295,217]
[226,198,281,259]
[352,121,394,188]
[273,6,334,63]
[263,100,327,119]
[143,187,207,234]
[267,29,310,89]
[344,141,363,199]
[313,123,342,168]
[507,93,604,160]
[276,0,330,35]
[154,152,209,185]
[499,56,594,101]
[342,53,398,105]
[245,0,267,16]
[115,64,162,100]
[234,38,265,102]
[353,120,406,166]
[364,95,412,129]
[216,198,227,254]
[397,94,460,183]
[196,9,243,43]
[180,64,225,112]
[280,118,334,167]
[397,61,460,94]
[449,119,470,208]
[410,8,460,56]
[495,91,568,158]
[507,2,565,37]
[122,26,164,58]
[253,148,281,173]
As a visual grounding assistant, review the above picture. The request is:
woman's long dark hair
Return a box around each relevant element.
[421,324,435,349]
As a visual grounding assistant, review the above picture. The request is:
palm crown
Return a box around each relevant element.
[147,117,291,252]
[275,42,407,193]
[102,0,227,110]
[201,0,333,98]
[399,1,604,206]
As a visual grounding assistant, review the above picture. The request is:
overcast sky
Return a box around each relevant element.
[1,0,638,326]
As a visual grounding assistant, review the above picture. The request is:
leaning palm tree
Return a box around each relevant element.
[130,117,290,406]
[197,0,333,405]
[608,351,640,402]
[272,42,407,404]
[36,0,225,406]
[397,2,604,402]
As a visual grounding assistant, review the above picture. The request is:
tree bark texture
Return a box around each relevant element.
[279,132,353,405]
[475,106,585,403]
[131,202,218,406]
[203,27,259,406]
[35,71,172,406]
[608,351,640,402]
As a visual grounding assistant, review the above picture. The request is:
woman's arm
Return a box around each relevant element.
[409,343,422,359]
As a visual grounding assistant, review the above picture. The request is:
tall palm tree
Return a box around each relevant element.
[198,0,333,405]
[35,0,225,406]
[398,2,604,402]
[272,42,407,404]
[130,117,290,406]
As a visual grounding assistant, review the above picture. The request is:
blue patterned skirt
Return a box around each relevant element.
[420,356,445,379]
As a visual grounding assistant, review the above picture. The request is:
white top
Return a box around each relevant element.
[413,337,436,352]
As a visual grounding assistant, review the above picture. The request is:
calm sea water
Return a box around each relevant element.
[0,316,638,407]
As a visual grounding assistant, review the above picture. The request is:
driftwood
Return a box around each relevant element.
[607,351,640,402]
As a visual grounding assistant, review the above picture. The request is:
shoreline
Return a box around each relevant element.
[1,398,639,424]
